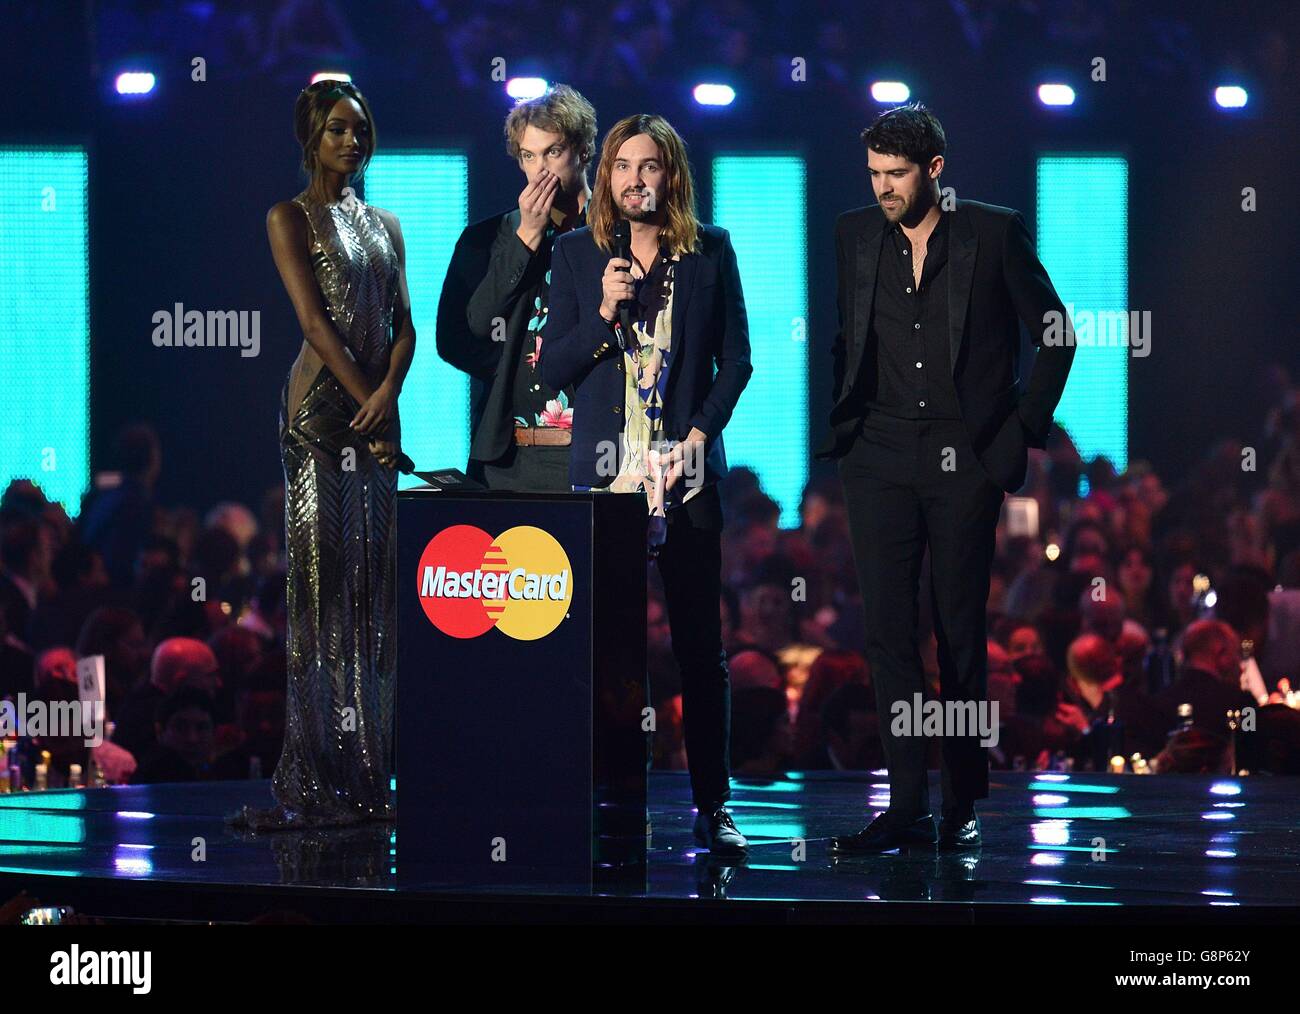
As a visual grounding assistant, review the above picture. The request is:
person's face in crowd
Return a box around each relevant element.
[987,640,1014,679]
[743,584,791,634]
[610,133,666,223]
[1072,527,1109,563]
[1007,625,1043,660]
[159,707,214,769]
[1118,548,1153,600]
[35,647,78,687]
[187,656,222,698]
[1169,563,1196,617]
[1137,473,1168,514]
[1207,638,1243,686]
[135,546,173,581]
[741,522,778,565]
[867,148,941,225]
[647,596,672,653]
[516,125,587,202]
[113,622,151,682]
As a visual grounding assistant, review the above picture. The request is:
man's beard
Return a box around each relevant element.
[880,196,907,221]
[620,189,655,221]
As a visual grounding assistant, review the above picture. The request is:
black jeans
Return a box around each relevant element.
[655,484,730,809]
[838,412,1004,816]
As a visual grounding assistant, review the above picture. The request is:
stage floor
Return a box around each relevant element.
[1,771,1296,923]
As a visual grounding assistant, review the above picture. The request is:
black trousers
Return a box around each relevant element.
[479,442,571,492]
[654,484,730,809]
[838,412,1005,816]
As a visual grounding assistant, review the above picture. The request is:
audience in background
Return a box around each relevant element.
[8,378,1300,788]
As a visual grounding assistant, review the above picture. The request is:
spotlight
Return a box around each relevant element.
[870,81,910,103]
[693,83,736,107]
[1037,83,1075,107]
[1214,85,1248,109]
[506,77,548,101]
[114,71,156,96]
[311,71,353,85]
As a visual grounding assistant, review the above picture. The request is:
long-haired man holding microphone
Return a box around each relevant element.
[541,114,753,855]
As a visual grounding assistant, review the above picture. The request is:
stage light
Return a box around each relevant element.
[1037,154,1130,472]
[1214,85,1248,109]
[114,71,156,96]
[1037,83,1075,107]
[364,150,470,488]
[693,83,735,106]
[870,81,910,103]
[506,77,548,101]
[0,146,90,517]
[311,71,352,85]
[712,154,809,527]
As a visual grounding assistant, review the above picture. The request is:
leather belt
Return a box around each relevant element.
[514,425,572,447]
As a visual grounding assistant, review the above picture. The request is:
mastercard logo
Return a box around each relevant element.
[416,524,573,640]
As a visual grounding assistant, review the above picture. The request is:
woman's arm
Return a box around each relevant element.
[377,208,416,397]
[267,201,387,435]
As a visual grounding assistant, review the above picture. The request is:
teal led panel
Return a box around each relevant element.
[0,146,90,515]
[365,151,470,488]
[712,155,809,527]
[1035,155,1129,472]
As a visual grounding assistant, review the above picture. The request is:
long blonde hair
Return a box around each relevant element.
[589,114,699,257]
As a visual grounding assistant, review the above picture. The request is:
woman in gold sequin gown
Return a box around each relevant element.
[231,81,415,830]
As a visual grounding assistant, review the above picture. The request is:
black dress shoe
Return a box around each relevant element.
[938,808,981,850]
[693,805,749,855]
[830,810,937,854]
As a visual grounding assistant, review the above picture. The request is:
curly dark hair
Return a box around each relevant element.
[860,102,947,166]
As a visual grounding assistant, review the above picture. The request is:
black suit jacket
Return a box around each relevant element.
[815,200,1076,492]
[541,224,752,492]
[435,209,529,466]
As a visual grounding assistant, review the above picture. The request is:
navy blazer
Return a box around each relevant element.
[540,224,752,490]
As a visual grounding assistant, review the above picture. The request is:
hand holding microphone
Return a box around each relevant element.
[602,219,635,348]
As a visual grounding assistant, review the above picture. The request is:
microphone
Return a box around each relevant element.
[611,219,633,349]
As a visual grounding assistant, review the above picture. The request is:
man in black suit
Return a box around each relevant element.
[817,104,1076,852]
[542,114,753,855]
[436,85,597,490]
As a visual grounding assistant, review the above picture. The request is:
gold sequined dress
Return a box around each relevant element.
[232,189,398,830]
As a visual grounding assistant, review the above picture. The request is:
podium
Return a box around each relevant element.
[395,489,648,890]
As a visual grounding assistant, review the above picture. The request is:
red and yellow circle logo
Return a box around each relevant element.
[416,525,573,640]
